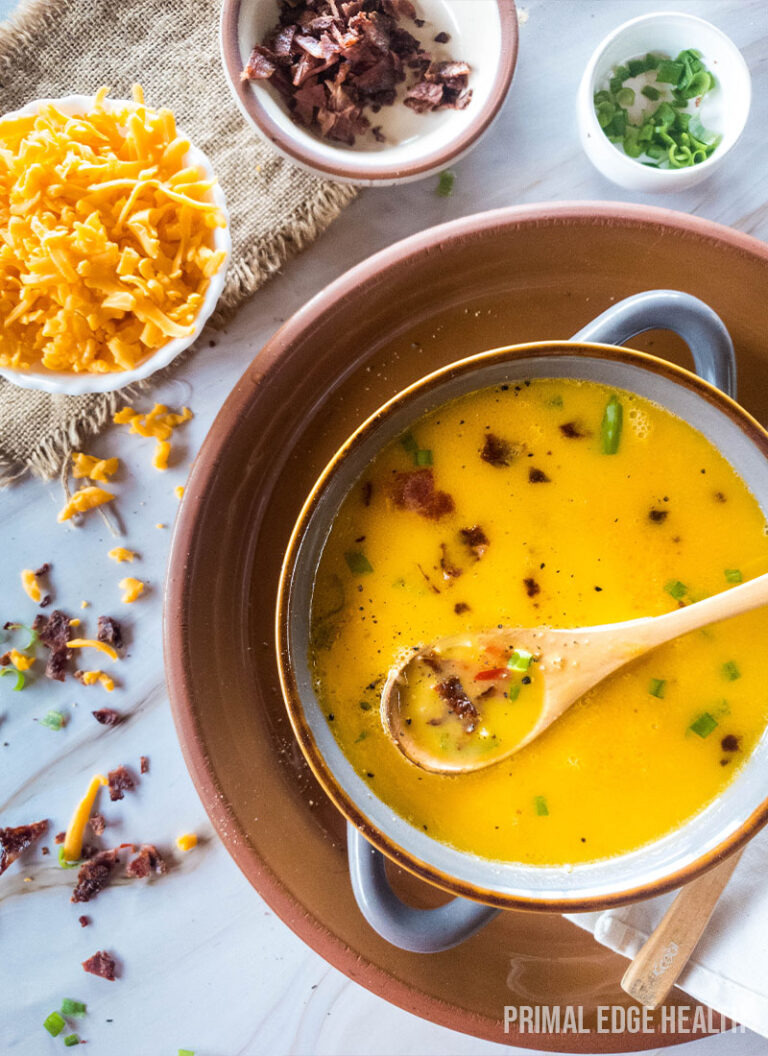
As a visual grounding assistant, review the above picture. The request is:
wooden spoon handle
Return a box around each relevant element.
[620,850,744,1009]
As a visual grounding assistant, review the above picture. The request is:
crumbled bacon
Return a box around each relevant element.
[480,433,514,467]
[436,676,478,732]
[54,831,66,844]
[79,915,90,927]
[459,525,489,559]
[242,0,470,145]
[35,609,73,681]
[126,844,167,879]
[140,756,149,775]
[559,421,588,439]
[439,543,462,580]
[97,616,124,652]
[34,562,51,577]
[454,602,470,615]
[528,467,551,483]
[0,819,48,876]
[91,708,123,726]
[89,813,106,836]
[107,765,136,802]
[523,577,541,598]
[82,950,117,981]
[71,849,119,903]
[390,468,454,520]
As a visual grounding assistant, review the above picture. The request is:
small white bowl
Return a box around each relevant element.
[221,0,519,186]
[577,11,751,193]
[0,95,231,396]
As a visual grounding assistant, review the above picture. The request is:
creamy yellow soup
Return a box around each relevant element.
[309,378,768,865]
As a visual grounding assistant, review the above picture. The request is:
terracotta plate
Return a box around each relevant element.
[165,203,768,1052]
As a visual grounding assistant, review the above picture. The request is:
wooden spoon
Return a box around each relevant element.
[382,572,768,774]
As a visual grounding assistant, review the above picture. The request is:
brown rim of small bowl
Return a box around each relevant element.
[276,339,768,913]
[219,0,519,184]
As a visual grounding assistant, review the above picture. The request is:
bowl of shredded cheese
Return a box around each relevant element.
[0,86,231,394]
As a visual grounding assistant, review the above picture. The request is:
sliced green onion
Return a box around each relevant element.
[724,568,743,583]
[690,712,718,738]
[0,667,25,691]
[344,551,373,575]
[44,1012,66,1037]
[399,431,418,456]
[616,87,635,107]
[178,1050,195,1056]
[649,678,666,698]
[40,710,65,731]
[534,795,549,817]
[61,999,86,1017]
[645,52,661,70]
[507,683,521,702]
[627,58,647,77]
[641,85,661,100]
[613,64,630,83]
[508,649,533,672]
[64,1035,80,1047]
[414,449,433,467]
[58,846,82,870]
[665,579,687,601]
[656,60,684,84]
[600,395,623,454]
[722,660,741,681]
[436,169,455,197]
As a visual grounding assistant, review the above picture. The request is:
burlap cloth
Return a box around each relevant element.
[0,0,358,485]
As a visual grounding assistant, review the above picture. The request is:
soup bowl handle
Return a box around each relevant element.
[346,822,500,952]
[571,289,736,398]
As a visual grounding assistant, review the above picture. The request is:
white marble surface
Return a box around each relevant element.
[3,1,768,1053]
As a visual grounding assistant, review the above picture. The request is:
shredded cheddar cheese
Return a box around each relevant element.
[57,486,114,523]
[79,669,115,692]
[0,87,227,375]
[108,546,137,563]
[80,601,90,609]
[72,452,119,482]
[9,648,34,671]
[21,568,41,602]
[176,833,197,852]
[113,402,192,470]
[69,618,81,627]
[119,577,145,603]
[174,485,185,499]
[67,638,118,662]
[63,773,107,861]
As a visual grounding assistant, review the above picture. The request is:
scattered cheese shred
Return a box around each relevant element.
[119,577,145,603]
[21,568,41,602]
[174,485,185,499]
[67,638,118,662]
[80,601,90,609]
[113,402,192,470]
[57,486,114,523]
[9,648,34,671]
[176,833,198,852]
[72,452,119,482]
[108,546,137,563]
[63,773,107,861]
[79,670,115,692]
[69,618,81,627]
[0,87,227,375]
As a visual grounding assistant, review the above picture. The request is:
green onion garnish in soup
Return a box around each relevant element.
[722,660,741,681]
[665,579,687,601]
[690,712,718,738]
[649,678,666,698]
[508,648,533,671]
[600,394,623,454]
[534,796,549,817]
[344,551,373,575]
[725,568,743,583]
[414,449,433,466]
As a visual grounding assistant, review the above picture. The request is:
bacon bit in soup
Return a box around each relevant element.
[81,950,117,981]
[390,468,454,520]
[108,547,136,564]
[21,568,43,602]
[107,765,136,802]
[649,508,668,523]
[72,453,119,482]
[119,578,145,604]
[474,667,507,682]
[436,676,478,732]
[480,433,514,467]
[57,486,114,523]
[523,577,541,598]
[242,0,471,146]
[439,543,462,580]
[176,833,198,852]
[0,819,48,876]
[71,848,119,903]
[528,467,550,484]
[454,602,470,614]
[459,525,489,559]
[721,734,741,752]
[559,421,589,439]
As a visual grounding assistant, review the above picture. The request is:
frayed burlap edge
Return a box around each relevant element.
[0,0,359,486]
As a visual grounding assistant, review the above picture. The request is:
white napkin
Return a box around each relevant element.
[565,828,768,1037]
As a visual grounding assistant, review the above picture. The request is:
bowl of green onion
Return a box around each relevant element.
[577,11,751,192]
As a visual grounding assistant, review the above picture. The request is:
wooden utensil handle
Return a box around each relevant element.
[620,850,744,1009]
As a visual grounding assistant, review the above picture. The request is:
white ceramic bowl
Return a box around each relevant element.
[220,0,518,186]
[577,11,751,193]
[0,95,231,396]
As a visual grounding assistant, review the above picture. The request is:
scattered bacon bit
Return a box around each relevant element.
[480,433,514,467]
[34,562,51,577]
[405,60,471,112]
[454,602,470,615]
[721,734,741,752]
[436,676,478,732]
[82,950,117,981]
[35,609,73,681]
[439,543,462,580]
[126,844,167,879]
[559,421,589,439]
[92,708,123,726]
[107,765,136,802]
[39,594,51,608]
[97,615,124,653]
[459,525,489,559]
[0,819,48,876]
[54,831,66,844]
[79,915,90,927]
[434,30,450,43]
[71,848,119,903]
[362,480,373,506]
[41,846,50,855]
[140,756,149,775]
[523,577,541,598]
[714,491,727,503]
[528,467,551,483]
[648,509,668,523]
[89,813,106,836]
[0,651,9,666]
[390,469,454,520]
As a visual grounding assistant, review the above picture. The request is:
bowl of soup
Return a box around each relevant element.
[276,288,768,947]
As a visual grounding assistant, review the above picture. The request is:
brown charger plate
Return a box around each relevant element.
[165,203,768,1052]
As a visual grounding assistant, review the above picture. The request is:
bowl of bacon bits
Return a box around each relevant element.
[0,86,230,395]
[221,0,519,185]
